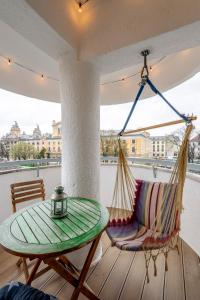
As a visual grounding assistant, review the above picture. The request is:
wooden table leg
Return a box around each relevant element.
[27,258,41,285]
[44,234,102,300]
[71,234,101,300]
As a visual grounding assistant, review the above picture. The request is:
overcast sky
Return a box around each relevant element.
[0,72,200,138]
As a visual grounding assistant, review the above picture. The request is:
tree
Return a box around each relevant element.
[10,142,38,160]
[100,131,127,157]
[165,126,195,162]
[0,142,9,160]
[39,147,46,159]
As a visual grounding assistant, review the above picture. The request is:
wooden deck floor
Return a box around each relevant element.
[0,233,200,300]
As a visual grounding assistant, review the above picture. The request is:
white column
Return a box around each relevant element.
[59,53,101,268]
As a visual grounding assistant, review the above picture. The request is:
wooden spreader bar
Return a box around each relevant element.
[122,116,197,136]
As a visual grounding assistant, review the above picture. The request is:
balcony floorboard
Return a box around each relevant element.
[0,233,200,300]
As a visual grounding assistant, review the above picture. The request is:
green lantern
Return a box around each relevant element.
[50,186,68,219]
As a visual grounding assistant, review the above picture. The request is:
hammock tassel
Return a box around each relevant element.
[144,251,151,283]
[164,251,169,272]
[152,255,157,277]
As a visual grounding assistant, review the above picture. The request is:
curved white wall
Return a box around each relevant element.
[0,164,200,256]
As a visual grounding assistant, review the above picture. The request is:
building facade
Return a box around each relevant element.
[190,134,200,159]
[100,130,152,158]
[151,136,179,158]
[52,120,61,137]
[1,122,182,160]
[1,122,62,159]
[126,132,152,157]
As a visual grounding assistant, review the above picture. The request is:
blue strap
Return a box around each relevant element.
[119,77,189,136]
[146,78,189,123]
[119,83,145,135]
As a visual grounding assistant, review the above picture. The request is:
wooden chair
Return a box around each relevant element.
[11,179,45,213]
[10,179,46,281]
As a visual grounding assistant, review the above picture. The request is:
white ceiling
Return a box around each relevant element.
[0,0,199,104]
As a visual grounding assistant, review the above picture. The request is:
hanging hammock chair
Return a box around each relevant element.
[106,50,197,282]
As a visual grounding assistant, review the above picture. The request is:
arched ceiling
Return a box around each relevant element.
[0,0,199,104]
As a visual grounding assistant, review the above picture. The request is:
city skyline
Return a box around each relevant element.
[0,72,200,138]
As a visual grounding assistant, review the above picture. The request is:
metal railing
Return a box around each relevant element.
[0,157,200,175]
[0,158,61,177]
[101,156,200,174]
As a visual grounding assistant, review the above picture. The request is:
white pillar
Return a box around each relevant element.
[59,53,101,268]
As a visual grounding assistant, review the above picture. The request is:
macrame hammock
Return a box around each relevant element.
[106,50,196,282]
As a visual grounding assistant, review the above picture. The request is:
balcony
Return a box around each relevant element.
[0,162,200,299]
[0,2,200,299]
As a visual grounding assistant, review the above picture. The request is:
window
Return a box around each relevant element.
[132,147,135,153]
[132,139,135,144]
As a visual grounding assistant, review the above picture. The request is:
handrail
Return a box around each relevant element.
[1,157,200,174]
[0,158,61,169]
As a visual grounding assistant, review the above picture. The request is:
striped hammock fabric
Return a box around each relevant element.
[107,180,179,251]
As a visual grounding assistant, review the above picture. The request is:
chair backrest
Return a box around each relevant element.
[11,179,45,213]
[134,180,178,233]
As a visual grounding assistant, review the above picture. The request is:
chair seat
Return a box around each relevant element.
[107,221,171,251]
[107,179,179,251]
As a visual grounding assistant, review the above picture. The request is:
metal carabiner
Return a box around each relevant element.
[140,49,150,79]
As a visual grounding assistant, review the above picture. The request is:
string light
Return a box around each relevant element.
[101,56,166,85]
[0,53,166,86]
[0,54,59,82]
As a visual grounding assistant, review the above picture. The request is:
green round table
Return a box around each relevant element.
[0,197,109,300]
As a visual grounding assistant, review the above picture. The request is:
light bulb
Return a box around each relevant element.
[78,3,82,12]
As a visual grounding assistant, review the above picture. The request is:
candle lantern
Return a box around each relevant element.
[50,186,68,218]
